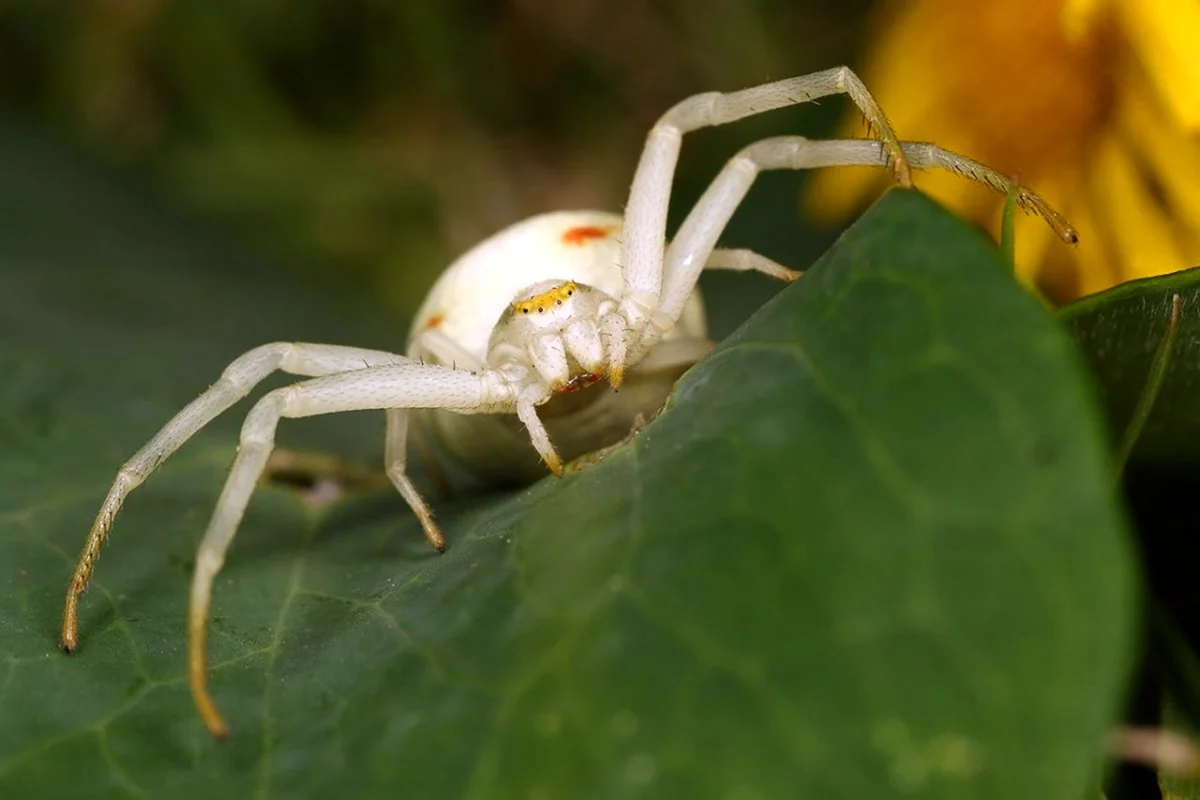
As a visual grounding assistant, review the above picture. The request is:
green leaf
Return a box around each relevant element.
[1060,270,1200,738]
[1059,269,1200,466]
[0,130,1133,799]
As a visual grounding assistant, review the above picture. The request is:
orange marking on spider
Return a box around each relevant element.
[561,225,616,246]
[422,312,446,330]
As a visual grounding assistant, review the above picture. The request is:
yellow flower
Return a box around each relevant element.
[805,0,1200,302]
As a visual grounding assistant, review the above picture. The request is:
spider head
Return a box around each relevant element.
[487,280,617,393]
[507,280,589,328]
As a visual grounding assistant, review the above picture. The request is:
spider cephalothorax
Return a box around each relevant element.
[59,67,1077,738]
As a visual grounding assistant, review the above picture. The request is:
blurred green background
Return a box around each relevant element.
[0,0,877,328]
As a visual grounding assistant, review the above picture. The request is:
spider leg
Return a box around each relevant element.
[648,136,1079,339]
[705,248,803,282]
[385,408,445,552]
[896,141,1078,242]
[408,328,485,370]
[619,67,909,339]
[600,259,770,390]
[60,343,409,653]
[187,362,515,737]
[516,390,562,475]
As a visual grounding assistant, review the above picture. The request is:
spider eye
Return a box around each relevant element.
[556,300,562,306]
[537,307,544,313]
[566,290,573,296]
[521,308,529,314]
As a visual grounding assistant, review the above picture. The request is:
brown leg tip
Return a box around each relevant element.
[199,707,231,740]
[60,642,75,655]
[424,527,447,553]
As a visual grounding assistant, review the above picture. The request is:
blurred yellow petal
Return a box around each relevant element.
[805,0,1200,299]
[805,1,1112,244]
[806,165,889,224]
[1119,72,1200,236]
[1013,211,1055,288]
[847,5,950,136]
[1116,0,1200,129]
[1093,136,1186,281]
[1062,0,1109,41]
[855,0,1113,172]
[1067,196,1118,296]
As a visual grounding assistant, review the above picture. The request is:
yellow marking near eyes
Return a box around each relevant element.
[513,281,578,315]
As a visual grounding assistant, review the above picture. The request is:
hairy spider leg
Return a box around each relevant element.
[616,66,912,364]
[633,137,1080,365]
[187,362,517,736]
[59,343,422,654]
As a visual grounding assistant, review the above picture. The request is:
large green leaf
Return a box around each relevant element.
[1060,268,1200,465]
[1060,270,1200,791]
[1060,274,1200,662]
[0,130,1133,799]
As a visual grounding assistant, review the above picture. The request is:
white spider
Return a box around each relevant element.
[59,68,1077,738]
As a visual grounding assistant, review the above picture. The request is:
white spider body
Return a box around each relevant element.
[408,209,707,480]
[59,66,1078,738]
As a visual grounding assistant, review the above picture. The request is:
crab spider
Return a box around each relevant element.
[59,67,1078,739]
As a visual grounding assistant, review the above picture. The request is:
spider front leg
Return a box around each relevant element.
[60,343,413,654]
[705,248,804,282]
[616,66,910,358]
[644,136,1080,347]
[188,362,516,737]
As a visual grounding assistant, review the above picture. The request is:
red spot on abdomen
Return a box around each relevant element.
[562,225,614,246]
[423,313,445,330]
